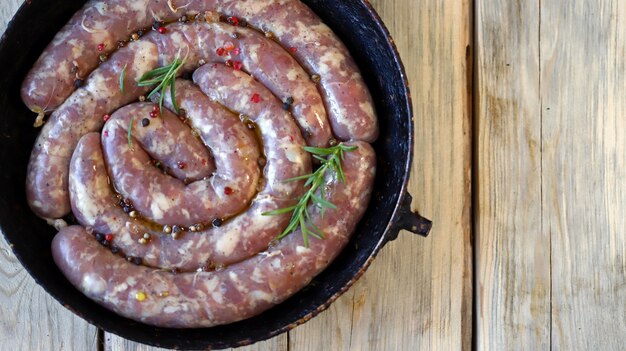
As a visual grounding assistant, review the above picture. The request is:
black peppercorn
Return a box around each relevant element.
[283,96,295,110]
[141,118,150,127]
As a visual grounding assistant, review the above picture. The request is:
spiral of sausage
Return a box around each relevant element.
[21,0,377,141]
[25,5,378,328]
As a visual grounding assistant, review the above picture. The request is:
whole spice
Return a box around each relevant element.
[135,292,147,301]
[283,96,295,110]
[227,16,240,26]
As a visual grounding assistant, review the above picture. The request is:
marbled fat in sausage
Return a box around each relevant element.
[28,0,380,328]
[26,40,158,219]
[102,102,260,227]
[53,142,375,328]
[21,0,376,141]
[27,20,329,220]
[69,76,310,271]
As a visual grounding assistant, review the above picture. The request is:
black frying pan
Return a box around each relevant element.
[0,0,431,349]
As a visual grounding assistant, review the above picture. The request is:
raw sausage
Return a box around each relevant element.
[69,75,311,271]
[102,102,260,227]
[27,20,329,219]
[53,142,375,328]
[21,0,377,141]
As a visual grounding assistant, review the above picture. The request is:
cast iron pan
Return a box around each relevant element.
[0,0,431,349]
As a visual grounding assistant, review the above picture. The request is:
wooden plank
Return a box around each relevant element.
[289,0,473,349]
[0,234,99,350]
[0,2,100,350]
[475,0,551,349]
[541,1,626,349]
[1,0,472,350]
[105,334,287,351]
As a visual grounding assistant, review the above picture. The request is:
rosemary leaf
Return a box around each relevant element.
[127,116,134,150]
[138,65,173,81]
[120,64,127,95]
[285,173,315,183]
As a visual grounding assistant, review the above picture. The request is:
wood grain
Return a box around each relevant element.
[541,1,626,349]
[477,0,626,349]
[475,0,550,349]
[0,2,99,350]
[0,0,473,350]
[0,236,99,351]
[288,0,473,350]
[105,334,287,351]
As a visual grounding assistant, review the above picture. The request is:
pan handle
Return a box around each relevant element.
[386,193,432,243]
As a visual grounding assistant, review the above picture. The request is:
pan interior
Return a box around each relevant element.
[0,0,413,348]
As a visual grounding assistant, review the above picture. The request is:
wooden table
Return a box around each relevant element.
[1,0,624,349]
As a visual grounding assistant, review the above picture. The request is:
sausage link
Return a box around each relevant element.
[22,1,376,141]
[102,101,259,227]
[26,40,158,219]
[53,142,375,328]
[27,20,329,220]
[69,76,310,271]
[104,104,215,182]
[206,0,379,142]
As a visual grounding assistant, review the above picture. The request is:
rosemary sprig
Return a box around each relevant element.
[136,52,186,112]
[127,116,134,150]
[262,143,357,247]
[120,64,127,95]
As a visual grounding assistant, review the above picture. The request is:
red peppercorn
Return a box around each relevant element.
[152,105,159,112]
[97,43,106,52]
[103,114,110,122]
[290,47,298,53]
[233,61,243,71]
[250,93,261,103]
[177,161,186,169]
[105,234,113,242]
[224,187,234,195]
[225,59,233,67]
[157,26,167,34]
[232,47,241,56]
[150,111,159,118]
[216,47,226,56]
[224,41,235,51]
[227,16,240,26]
